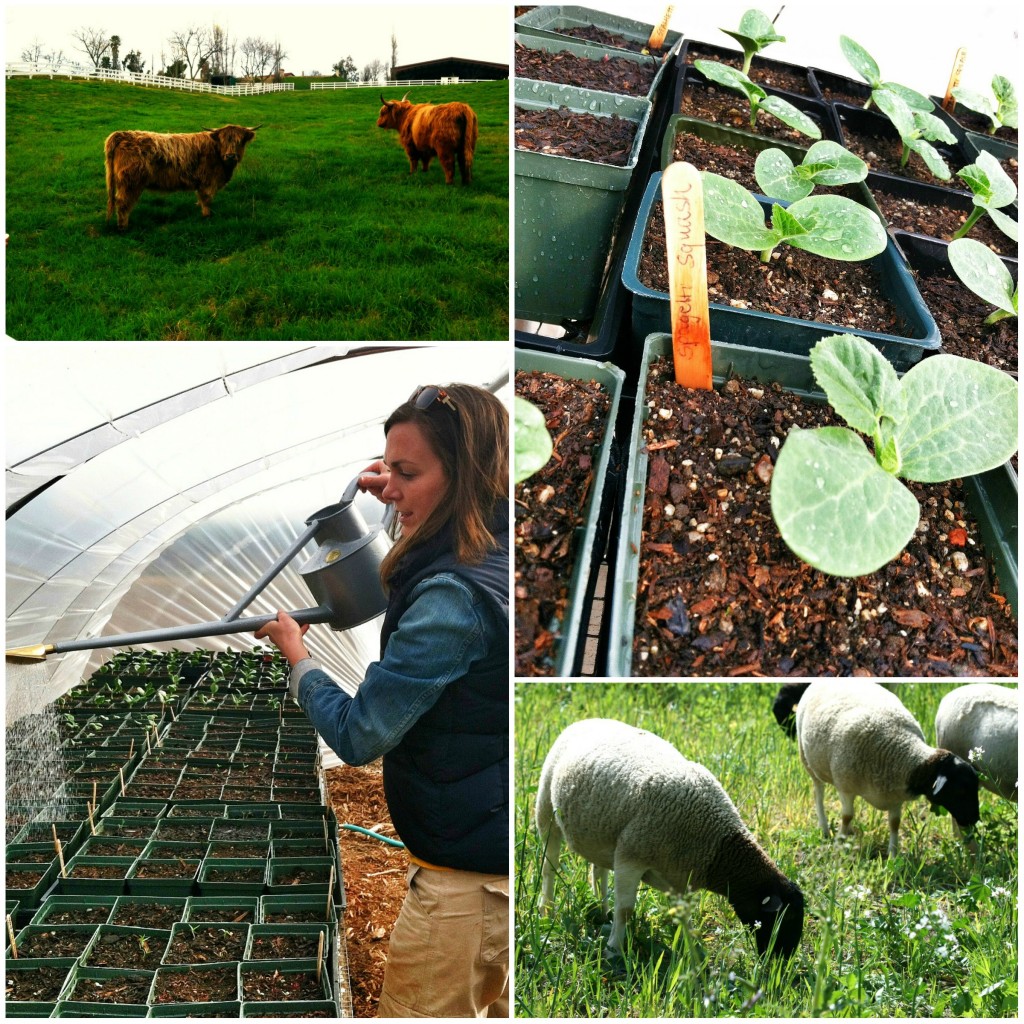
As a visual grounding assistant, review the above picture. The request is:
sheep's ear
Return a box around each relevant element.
[933,774,948,795]
[762,893,783,912]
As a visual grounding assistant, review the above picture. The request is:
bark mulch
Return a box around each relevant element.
[630,356,1018,677]
[515,370,614,676]
[515,106,638,165]
[515,42,657,96]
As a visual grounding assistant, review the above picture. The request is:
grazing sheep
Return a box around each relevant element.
[796,681,980,857]
[935,683,1018,803]
[536,718,804,958]
[772,682,811,738]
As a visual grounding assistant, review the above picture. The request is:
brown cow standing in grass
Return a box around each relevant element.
[377,94,478,185]
[104,124,260,228]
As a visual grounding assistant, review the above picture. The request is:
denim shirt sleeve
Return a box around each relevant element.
[291,573,499,766]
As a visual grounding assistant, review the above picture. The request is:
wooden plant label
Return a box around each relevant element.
[942,47,967,111]
[646,5,674,52]
[662,161,713,390]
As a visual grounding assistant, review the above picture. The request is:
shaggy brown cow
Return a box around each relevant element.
[377,94,478,185]
[104,124,260,228]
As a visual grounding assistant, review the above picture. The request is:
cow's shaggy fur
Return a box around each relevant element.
[377,95,478,185]
[104,124,259,228]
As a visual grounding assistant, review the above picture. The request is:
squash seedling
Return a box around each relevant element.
[870,88,956,180]
[947,237,1018,325]
[718,8,786,76]
[699,169,887,264]
[952,74,1018,136]
[753,140,869,202]
[514,396,553,483]
[693,60,821,139]
[953,150,1018,242]
[771,334,1018,577]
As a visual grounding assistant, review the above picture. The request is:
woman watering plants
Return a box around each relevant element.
[255,383,509,1018]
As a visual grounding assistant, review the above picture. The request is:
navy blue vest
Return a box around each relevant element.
[380,507,509,874]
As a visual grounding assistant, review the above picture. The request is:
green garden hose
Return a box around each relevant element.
[341,823,405,848]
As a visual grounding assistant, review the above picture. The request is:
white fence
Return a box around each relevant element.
[7,62,497,95]
[5,62,295,95]
[311,78,489,90]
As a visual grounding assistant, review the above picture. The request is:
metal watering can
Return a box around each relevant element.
[7,473,394,661]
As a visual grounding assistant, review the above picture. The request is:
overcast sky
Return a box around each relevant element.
[6,1,509,77]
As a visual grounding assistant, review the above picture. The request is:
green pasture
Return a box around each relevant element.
[4,77,508,340]
[515,682,1019,1017]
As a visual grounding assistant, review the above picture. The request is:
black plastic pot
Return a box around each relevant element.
[622,170,941,370]
[678,38,816,102]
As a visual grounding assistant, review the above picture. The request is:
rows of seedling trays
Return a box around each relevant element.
[5,649,350,1018]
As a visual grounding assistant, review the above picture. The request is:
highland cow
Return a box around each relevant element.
[377,94,477,185]
[104,124,260,228]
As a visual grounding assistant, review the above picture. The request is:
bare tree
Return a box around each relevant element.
[21,40,67,69]
[361,58,388,84]
[390,31,398,79]
[209,24,236,78]
[72,26,111,68]
[270,40,288,79]
[240,36,276,80]
[167,25,216,80]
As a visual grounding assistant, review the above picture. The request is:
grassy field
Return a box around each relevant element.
[515,682,1018,1018]
[5,78,508,340]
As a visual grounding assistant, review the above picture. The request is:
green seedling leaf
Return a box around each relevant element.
[515,396,554,484]
[694,60,820,138]
[771,425,921,577]
[701,172,887,261]
[896,354,1019,481]
[720,8,785,74]
[954,75,1018,132]
[840,35,881,89]
[954,151,1019,242]
[701,171,779,249]
[772,334,1019,577]
[755,142,869,202]
[809,334,905,445]
[947,237,1018,322]
[759,95,823,138]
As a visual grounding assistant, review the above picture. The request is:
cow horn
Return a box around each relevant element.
[202,126,215,132]
[249,124,263,130]
[380,92,387,105]
[401,91,409,102]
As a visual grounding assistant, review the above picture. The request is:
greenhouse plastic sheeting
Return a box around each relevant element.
[5,343,510,720]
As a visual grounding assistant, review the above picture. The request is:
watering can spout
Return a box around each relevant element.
[7,472,394,661]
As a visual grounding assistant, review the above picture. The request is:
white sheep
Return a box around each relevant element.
[536,718,804,959]
[935,683,1018,803]
[796,681,980,857]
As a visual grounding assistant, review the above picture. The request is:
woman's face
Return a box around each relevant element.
[382,421,449,538]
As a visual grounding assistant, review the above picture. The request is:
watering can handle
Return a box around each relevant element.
[343,470,396,532]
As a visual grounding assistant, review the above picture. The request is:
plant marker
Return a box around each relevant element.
[92,780,98,807]
[644,5,674,53]
[56,837,67,877]
[662,161,713,390]
[7,914,17,959]
[87,801,97,835]
[129,737,135,759]
[52,823,60,852]
[316,929,325,982]
[145,729,151,756]
[326,863,336,919]
[943,47,967,111]
[119,765,126,797]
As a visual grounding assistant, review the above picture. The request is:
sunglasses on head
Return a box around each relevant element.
[410,385,458,414]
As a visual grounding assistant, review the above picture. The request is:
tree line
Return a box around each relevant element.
[20,23,399,83]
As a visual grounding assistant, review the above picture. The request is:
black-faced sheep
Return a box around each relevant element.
[796,681,980,857]
[536,718,804,959]
[935,683,1018,803]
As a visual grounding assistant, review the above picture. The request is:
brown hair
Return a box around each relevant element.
[379,383,508,584]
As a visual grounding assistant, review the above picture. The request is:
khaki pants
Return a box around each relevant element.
[376,863,509,1018]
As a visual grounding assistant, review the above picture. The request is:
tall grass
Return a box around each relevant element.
[515,682,1018,1017]
[5,78,508,340]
